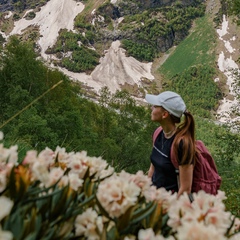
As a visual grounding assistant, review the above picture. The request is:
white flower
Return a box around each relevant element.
[167,190,232,235]
[138,228,155,240]
[176,221,227,240]
[0,196,13,221]
[0,226,13,240]
[129,170,152,191]
[229,232,240,240]
[89,156,108,175]
[0,173,7,193]
[32,161,50,186]
[0,144,18,164]
[68,157,85,176]
[55,146,74,164]
[138,228,174,240]
[59,175,69,187]
[0,132,3,141]
[38,147,55,166]
[75,208,103,239]
[97,165,114,179]
[142,185,158,202]
[96,173,141,218]
[7,145,18,164]
[22,150,38,165]
[68,173,83,191]
[48,167,64,187]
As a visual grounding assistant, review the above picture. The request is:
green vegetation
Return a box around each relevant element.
[226,0,240,25]
[74,14,93,31]
[121,39,155,62]
[11,0,49,12]
[0,36,155,173]
[159,16,216,78]
[61,48,100,72]
[46,30,100,72]
[0,36,239,217]
[10,0,206,73]
[119,3,205,62]
[157,15,221,119]
[167,65,221,118]
[25,11,36,20]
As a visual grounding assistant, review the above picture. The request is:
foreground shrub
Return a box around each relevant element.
[0,132,239,239]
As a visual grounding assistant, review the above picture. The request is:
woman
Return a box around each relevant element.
[145,91,196,198]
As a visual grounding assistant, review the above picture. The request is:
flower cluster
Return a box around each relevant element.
[0,132,18,192]
[167,191,235,239]
[0,131,239,240]
[21,146,114,190]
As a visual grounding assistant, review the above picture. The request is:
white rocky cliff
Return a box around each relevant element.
[216,15,240,126]
[7,0,154,93]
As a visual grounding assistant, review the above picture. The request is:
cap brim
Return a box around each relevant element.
[145,94,160,106]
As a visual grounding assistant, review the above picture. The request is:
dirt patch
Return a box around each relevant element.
[150,46,177,92]
[225,18,240,63]
[206,0,221,17]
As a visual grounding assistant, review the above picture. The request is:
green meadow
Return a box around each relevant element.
[159,16,217,78]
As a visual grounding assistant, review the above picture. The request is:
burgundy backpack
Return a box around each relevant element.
[153,127,222,195]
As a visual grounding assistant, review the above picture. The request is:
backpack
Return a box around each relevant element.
[153,127,222,195]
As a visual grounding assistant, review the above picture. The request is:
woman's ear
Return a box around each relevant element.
[162,110,170,119]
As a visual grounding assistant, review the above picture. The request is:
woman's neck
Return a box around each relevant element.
[162,126,176,138]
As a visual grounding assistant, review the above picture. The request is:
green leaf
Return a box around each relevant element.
[4,205,25,239]
[130,201,157,225]
[23,232,39,240]
[106,225,119,240]
[116,205,136,232]
[8,166,17,199]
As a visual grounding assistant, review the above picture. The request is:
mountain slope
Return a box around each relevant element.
[0,0,240,126]
[0,0,206,95]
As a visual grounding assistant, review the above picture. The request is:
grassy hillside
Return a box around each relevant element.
[159,15,217,78]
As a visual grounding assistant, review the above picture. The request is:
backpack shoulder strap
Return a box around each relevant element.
[152,126,163,145]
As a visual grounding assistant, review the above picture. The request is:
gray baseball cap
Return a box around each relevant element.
[145,91,186,118]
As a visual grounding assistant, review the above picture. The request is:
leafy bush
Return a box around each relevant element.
[117,2,206,61]
[0,135,239,239]
[61,46,100,72]
[168,65,221,118]
[121,40,156,62]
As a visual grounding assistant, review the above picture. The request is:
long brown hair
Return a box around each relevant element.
[171,111,197,165]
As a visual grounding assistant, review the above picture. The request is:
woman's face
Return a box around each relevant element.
[150,106,167,122]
